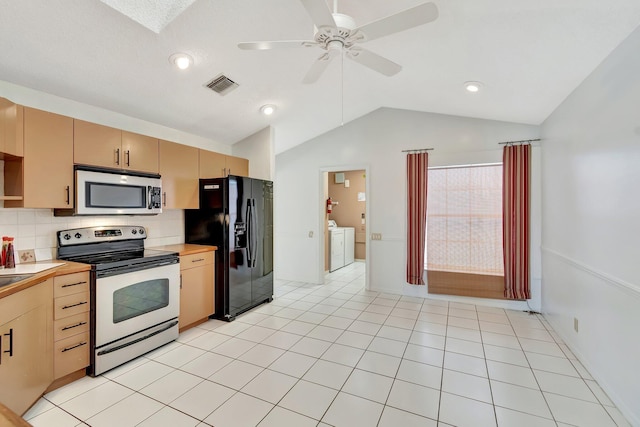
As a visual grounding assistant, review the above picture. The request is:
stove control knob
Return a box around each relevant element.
[63,233,71,240]
[131,229,137,235]
[74,233,82,239]
[139,229,145,235]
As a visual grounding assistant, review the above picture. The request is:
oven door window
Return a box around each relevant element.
[86,181,147,209]
[113,278,169,323]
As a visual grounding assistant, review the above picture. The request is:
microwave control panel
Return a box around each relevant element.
[149,186,162,209]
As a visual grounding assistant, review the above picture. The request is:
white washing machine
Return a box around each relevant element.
[328,220,355,272]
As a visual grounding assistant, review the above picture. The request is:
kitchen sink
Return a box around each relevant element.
[0,274,33,288]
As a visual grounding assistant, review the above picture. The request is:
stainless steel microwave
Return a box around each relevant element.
[73,168,162,215]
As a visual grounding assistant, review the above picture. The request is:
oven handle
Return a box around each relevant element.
[96,320,178,356]
[96,258,178,278]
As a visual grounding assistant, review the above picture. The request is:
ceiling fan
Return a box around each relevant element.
[238,0,439,83]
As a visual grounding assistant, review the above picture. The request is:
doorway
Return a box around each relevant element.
[322,168,368,290]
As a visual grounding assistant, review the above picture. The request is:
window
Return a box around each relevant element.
[426,164,504,276]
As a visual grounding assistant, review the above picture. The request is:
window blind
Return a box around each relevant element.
[426,164,504,275]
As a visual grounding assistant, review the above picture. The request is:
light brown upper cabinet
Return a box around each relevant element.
[9,108,74,209]
[199,150,248,178]
[0,98,24,157]
[159,140,199,209]
[74,120,121,169]
[74,120,159,174]
[226,155,249,177]
[122,131,159,174]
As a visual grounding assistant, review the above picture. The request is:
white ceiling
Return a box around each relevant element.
[0,0,639,154]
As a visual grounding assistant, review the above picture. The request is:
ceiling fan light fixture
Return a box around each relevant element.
[464,81,483,93]
[260,104,276,116]
[169,53,193,70]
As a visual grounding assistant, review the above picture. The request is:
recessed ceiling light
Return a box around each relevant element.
[169,53,193,70]
[260,104,276,116]
[464,81,483,93]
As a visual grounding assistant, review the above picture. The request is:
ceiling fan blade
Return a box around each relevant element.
[299,0,336,29]
[346,47,401,76]
[355,2,438,42]
[238,40,317,50]
[302,49,340,84]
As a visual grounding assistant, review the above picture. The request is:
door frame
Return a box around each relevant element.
[318,164,370,290]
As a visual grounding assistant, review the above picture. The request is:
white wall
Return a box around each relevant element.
[275,108,540,307]
[232,126,274,181]
[0,209,184,262]
[540,25,640,425]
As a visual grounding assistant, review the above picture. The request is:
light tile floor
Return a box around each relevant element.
[23,262,631,427]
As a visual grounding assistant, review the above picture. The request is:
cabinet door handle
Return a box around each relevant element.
[65,185,70,205]
[61,281,87,288]
[62,301,88,310]
[192,258,205,263]
[180,274,182,289]
[61,341,87,353]
[115,148,120,165]
[3,329,13,358]
[125,150,130,167]
[62,321,87,331]
[223,167,227,177]
[163,192,167,207]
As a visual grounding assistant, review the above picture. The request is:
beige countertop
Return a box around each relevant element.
[150,243,217,256]
[0,260,90,299]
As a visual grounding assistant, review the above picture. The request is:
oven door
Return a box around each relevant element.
[95,263,179,348]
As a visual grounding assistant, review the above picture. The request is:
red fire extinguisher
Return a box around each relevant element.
[326,197,333,214]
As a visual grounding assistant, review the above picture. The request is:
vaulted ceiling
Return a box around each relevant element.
[1,0,639,153]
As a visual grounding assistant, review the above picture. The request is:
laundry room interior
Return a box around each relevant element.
[325,170,367,272]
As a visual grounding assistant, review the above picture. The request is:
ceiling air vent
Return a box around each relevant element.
[204,74,239,96]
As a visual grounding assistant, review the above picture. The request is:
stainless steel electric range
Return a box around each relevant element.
[57,225,179,376]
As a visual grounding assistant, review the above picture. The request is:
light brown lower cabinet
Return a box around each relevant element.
[52,272,90,380]
[0,280,53,416]
[179,252,215,331]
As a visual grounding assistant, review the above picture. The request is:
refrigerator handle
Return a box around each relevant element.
[251,198,258,268]
[246,199,252,265]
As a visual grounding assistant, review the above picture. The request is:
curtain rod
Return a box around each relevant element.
[498,138,541,145]
[402,148,434,153]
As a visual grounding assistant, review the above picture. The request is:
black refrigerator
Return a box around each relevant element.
[185,176,273,321]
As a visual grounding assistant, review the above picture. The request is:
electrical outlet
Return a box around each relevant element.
[371,233,382,240]
[308,231,314,238]
[574,317,579,333]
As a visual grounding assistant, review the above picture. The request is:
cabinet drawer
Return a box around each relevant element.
[180,251,213,270]
[54,331,89,379]
[54,272,90,298]
[54,292,89,320]
[54,311,90,341]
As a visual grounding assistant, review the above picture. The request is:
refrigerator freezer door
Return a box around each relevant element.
[251,179,274,304]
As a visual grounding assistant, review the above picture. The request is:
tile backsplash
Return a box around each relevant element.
[0,208,184,262]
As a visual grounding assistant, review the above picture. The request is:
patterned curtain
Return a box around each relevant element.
[406,152,429,285]
[503,144,531,299]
